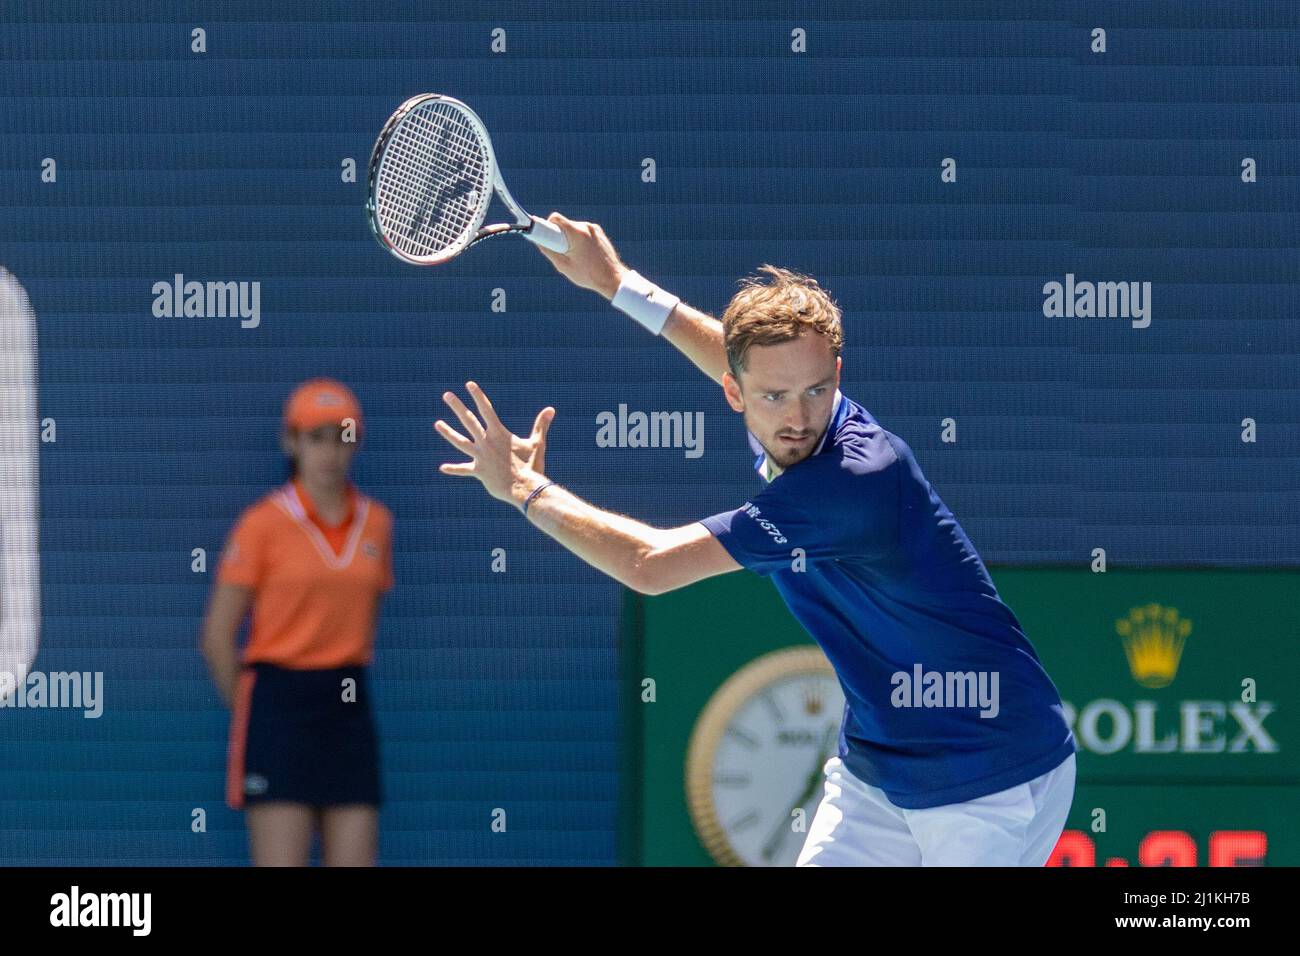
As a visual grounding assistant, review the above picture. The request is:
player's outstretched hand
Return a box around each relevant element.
[534,212,630,301]
[435,382,555,508]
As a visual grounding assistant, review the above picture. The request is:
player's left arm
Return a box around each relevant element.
[521,487,740,596]
[435,382,740,595]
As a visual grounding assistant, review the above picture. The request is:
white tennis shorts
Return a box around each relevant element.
[795,752,1077,866]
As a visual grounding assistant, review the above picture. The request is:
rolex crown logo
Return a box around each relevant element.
[802,684,824,716]
[1116,603,1191,689]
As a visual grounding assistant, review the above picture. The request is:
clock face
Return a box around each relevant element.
[686,647,846,867]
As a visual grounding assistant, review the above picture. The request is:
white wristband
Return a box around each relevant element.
[611,270,680,336]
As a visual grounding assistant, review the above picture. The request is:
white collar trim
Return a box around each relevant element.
[272,483,370,568]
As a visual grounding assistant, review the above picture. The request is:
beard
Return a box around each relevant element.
[752,420,826,469]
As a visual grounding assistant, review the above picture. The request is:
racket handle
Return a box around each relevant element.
[526,216,570,254]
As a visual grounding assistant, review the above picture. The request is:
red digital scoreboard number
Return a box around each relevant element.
[1047,830,1267,867]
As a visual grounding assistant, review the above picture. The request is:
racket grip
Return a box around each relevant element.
[526,216,570,254]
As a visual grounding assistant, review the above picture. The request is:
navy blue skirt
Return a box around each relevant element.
[227,663,381,810]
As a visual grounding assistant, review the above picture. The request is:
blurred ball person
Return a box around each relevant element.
[201,378,393,865]
[0,267,40,706]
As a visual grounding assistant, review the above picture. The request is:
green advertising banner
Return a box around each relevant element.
[621,569,1299,866]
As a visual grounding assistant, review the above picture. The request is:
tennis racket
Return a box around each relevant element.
[366,93,569,265]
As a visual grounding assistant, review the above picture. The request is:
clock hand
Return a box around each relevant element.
[760,723,840,862]
[799,723,840,808]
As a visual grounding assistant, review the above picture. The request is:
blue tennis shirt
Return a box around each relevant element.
[699,390,1076,809]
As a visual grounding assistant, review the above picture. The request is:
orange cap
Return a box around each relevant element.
[283,378,364,434]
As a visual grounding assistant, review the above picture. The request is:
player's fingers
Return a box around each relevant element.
[531,406,555,439]
[439,461,475,476]
[443,390,485,440]
[465,381,504,432]
[433,419,476,456]
[547,212,593,246]
[550,211,595,238]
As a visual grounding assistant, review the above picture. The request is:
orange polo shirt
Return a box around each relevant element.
[217,478,394,669]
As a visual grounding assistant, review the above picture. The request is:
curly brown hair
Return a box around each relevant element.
[721,265,844,378]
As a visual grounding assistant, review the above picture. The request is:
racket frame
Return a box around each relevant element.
[366,93,565,264]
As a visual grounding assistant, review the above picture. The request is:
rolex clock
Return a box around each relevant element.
[685,646,846,867]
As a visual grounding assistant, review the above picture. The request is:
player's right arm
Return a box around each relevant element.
[659,302,728,387]
[534,212,730,386]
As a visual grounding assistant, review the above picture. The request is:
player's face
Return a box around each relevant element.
[285,425,357,484]
[726,332,841,471]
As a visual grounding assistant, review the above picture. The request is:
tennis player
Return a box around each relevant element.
[435,214,1076,867]
[201,378,393,866]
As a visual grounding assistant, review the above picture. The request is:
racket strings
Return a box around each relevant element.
[374,102,490,259]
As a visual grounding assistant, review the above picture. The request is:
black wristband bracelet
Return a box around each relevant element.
[522,479,555,517]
